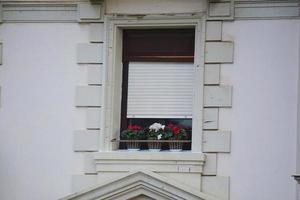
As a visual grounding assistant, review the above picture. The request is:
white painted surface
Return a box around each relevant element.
[86,108,101,129]
[87,65,103,85]
[78,2,102,20]
[0,16,299,200]
[297,21,300,200]
[0,23,90,200]
[73,130,99,151]
[106,0,207,14]
[204,64,220,85]
[127,62,194,118]
[206,21,222,41]
[75,86,102,107]
[203,131,231,153]
[202,176,230,200]
[204,86,232,107]
[219,20,300,200]
[205,42,234,63]
[77,43,103,64]
[203,108,219,130]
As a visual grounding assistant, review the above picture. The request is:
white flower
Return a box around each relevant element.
[157,134,162,140]
[161,125,165,130]
[149,123,164,132]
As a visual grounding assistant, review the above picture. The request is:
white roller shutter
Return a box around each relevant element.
[127,62,194,118]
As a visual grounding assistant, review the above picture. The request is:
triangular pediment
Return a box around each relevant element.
[60,170,220,200]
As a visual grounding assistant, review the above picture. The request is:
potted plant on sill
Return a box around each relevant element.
[120,125,144,151]
[146,123,165,151]
[165,123,188,152]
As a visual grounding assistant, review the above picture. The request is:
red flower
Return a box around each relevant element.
[167,123,174,128]
[172,126,181,135]
[167,123,181,135]
[128,125,142,130]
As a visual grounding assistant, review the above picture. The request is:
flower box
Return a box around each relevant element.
[117,122,191,151]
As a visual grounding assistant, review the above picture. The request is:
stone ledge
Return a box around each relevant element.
[93,151,206,173]
[293,174,300,184]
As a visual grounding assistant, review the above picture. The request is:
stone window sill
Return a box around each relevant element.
[93,151,206,174]
[293,174,300,184]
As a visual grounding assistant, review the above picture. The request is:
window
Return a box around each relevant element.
[120,29,195,150]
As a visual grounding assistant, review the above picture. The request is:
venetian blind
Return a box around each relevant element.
[127,62,194,118]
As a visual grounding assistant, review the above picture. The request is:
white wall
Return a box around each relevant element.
[219,20,300,200]
[0,23,90,200]
[0,19,299,200]
[297,19,300,200]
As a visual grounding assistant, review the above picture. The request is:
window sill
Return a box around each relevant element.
[293,174,300,184]
[93,151,206,173]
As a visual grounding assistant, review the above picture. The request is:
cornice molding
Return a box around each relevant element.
[207,0,299,20]
[0,1,104,22]
[0,0,299,22]
[234,0,300,20]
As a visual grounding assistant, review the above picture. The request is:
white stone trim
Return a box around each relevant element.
[84,153,97,174]
[93,152,206,173]
[205,21,222,41]
[73,130,100,152]
[87,65,103,85]
[202,176,230,200]
[77,43,103,64]
[75,86,102,107]
[71,174,98,193]
[0,42,2,65]
[204,64,221,85]
[204,86,233,108]
[205,42,234,64]
[203,131,231,153]
[207,0,234,21]
[235,1,300,20]
[0,5,2,23]
[203,108,219,130]
[293,175,300,184]
[86,108,101,129]
[203,153,217,175]
[0,3,77,22]
[77,2,104,22]
[63,170,219,200]
[103,14,206,152]
[0,1,298,23]
[89,23,104,43]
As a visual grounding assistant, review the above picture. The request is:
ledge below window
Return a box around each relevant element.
[293,174,300,184]
[93,151,206,174]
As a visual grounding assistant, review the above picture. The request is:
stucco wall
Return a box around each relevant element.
[297,19,300,200]
[0,19,299,200]
[219,20,299,200]
[0,23,90,200]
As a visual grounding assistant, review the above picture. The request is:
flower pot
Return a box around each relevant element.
[168,141,183,152]
[126,141,140,151]
[147,141,161,152]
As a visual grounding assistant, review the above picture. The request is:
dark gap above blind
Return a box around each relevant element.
[122,29,195,62]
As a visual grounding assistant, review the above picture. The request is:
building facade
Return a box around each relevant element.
[0,0,299,200]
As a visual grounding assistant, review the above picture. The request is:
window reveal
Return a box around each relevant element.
[121,29,195,150]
